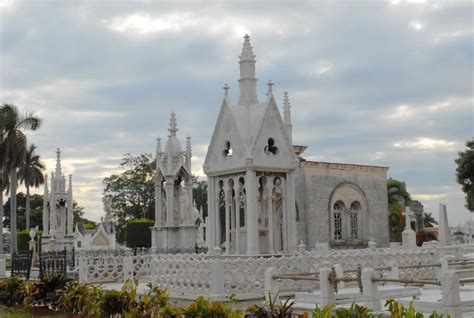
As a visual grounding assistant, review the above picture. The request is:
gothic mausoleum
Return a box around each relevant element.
[203,35,390,255]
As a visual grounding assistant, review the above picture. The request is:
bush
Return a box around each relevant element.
[17,229,42,252]
[125,218,153,248]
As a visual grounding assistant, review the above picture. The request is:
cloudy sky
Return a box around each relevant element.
[1,0,472,226]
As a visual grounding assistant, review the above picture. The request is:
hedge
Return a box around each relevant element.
[125,218,153,248]
[17,229,42,252]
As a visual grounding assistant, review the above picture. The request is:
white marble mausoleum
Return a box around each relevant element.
[203,35,390,255]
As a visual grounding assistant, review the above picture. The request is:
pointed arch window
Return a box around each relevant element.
[350,201,360,239]
[333,201,343,240]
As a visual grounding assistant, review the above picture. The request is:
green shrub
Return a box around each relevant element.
[125,218,153,248]
[17,230,42,252]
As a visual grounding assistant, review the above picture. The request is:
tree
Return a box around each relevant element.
[387,178,412,242]
[18,143,45,229]
[103,153,156,236]
[455,139,474,212]
[0,104,41,253]
[423,212,438,228]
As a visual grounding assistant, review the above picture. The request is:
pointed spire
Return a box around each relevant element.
[185,135,192,171]
[283,91,293,144]
[156,137,162,161]
[168,111,178,136]
[238,34,259,106]
[68,174,72,191]
[240,34,255,61]
[55,148,62,176]
[266,80,274,96]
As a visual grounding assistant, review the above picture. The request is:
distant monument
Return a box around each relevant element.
[41,149,74,251]
[150,112,199,251]
[73,196,116,250]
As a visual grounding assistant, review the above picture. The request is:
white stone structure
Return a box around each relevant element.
[74,197,116,250]
[41,149,74,251]
[203,35,389,254]
[438,203,451,246]
[150,112,199,251]
[402,206,417,247]
[204,35,299,255]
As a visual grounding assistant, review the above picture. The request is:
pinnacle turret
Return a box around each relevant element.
[168,111,178,136]
[238,34,259,106]
[283,92,293,144]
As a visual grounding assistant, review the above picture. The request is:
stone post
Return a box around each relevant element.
[438,203,451,246]
[264,267,279,303]
[388,261,399,283]
[78,257,88,283]
[441,270,461,318]
[207,176,216,252]
[361,267,381,311]
[334,264,345,289]
[123,255,134,282]
[319,265,336,307]
[210,257,226,300]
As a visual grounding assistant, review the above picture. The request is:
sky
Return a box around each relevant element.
[1,0,472,226]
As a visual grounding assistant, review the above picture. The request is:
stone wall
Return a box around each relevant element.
[296,161,390,248]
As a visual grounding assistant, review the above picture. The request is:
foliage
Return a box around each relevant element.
[246,293,295,318]
[101,289,129,317]
[103,153,156,231]
[312,303,335,318]
[387,178,412,242]
[125,218,153,248]
[423,212,438,228]
[183,295,243,318]
[17,229,42,252]
[17,143,45,229]
[3,192,92,231]
[0,275,23,306]
[455,138,474,211]
[385,299,447,318]
[0,104,42,254]
[59,280,104,316]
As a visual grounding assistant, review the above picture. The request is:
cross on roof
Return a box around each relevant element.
[223,83,230,96]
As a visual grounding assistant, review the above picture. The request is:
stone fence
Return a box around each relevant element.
[77,245,441,299]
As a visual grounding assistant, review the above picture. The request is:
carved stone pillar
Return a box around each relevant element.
[246,170,258,255]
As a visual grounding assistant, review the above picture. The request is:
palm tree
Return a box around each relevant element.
[423,212,438,228]
[18,144,45,230]
[0,104,41,253]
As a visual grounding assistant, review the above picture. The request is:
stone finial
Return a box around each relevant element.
[186,136,192,156]
[44,174,48,194]
[239,34,255,61]
[168,111,178,136]
[266,80,274,96]
[68,174,72,189]
[223,83,230,96]
[156,137,162,160]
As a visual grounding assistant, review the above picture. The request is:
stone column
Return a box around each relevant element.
[207,176,216,251]
[319,266,335,307]
[282,176,288,252]
[224,182,230,254]
[267,177,274,254]
[155,180,162,226]
[362,267,381,311]
[165,180,175,226]
[246,170,258,255]
[286,172,297,252]
[441,271,461,318]
[235,193,240,254]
